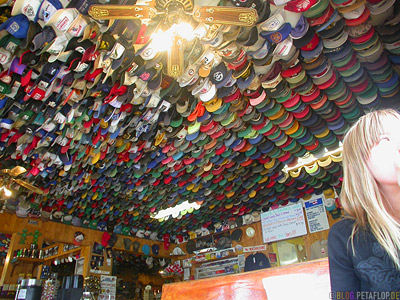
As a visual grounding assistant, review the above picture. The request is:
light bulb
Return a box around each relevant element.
[3,188,11,197]
[149,29,174,53]
[172,23,195,41]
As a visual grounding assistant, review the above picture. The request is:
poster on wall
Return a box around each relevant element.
[304,198,330,233]
[98,275,117,300]
[260,202,307,243]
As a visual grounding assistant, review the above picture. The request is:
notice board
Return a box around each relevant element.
[304,198,330,233]
[261,202,307,243]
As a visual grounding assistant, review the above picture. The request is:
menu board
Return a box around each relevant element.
[304,198,330,233]
[261,202,307,243]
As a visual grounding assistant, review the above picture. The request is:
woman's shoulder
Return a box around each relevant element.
[329,218,374,246]
[330,218,356,233]
[328,218,356,243]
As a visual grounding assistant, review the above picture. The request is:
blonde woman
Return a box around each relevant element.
[328,109,400,293]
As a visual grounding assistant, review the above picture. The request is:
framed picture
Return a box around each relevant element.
[93,242,104,255]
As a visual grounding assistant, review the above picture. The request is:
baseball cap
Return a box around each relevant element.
[0,14,30,39]
[36,0,64,24]
[290,15,309,39]
[210,62,231,89]
[260,23,292,44]
[286,0,317,12]
[11,0,43,22]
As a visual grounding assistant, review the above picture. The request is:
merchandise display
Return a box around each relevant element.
[0,0,399,296]
[41,277,60,300]
[0,233,11,264]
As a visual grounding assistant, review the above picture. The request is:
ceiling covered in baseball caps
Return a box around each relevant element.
[0,0,400,238]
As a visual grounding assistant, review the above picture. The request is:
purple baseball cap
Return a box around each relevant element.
[290,15,309,39]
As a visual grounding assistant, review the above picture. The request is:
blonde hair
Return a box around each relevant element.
[341,109,400,269]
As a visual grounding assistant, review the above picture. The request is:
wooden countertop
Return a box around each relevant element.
[161,258,330,300]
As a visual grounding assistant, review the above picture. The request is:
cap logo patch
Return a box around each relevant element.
[213,71,223,82]
[76,46,85,54]
[140,72,150,81]
[143,48,153,57]
[0,53,9,64]
[297,0,311,9]
[254,49,267,59]
[43,10,51,21]
[9,22,20,34]
[6,41,18,53]
[57,16,71,31]
[270,32,283,43]
[70,25,83,37]
[23,4,36,17]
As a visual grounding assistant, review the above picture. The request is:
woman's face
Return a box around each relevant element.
[367,117,400,187]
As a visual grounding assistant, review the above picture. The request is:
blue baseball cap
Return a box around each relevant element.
[0,15,30,39]
[291,15,309,39]
[260,23,292,44]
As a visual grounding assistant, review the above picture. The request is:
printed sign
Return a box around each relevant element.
[304,198,330,233]
[243,245,267,253]
[260,202,307,243]
[99,275,117,300]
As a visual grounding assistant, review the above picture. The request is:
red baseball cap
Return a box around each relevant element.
[318,71,337,89]
[349,26,375,44]
[301,33,320,51]
[281,63,302,78]
[301,86,320,102]
[285,0,317,12]
[345,8,370,27]
[308,5,334,27]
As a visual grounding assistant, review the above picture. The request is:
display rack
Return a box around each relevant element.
[192,247,236,264]
[9,257,44,277]
[195,254,245,280]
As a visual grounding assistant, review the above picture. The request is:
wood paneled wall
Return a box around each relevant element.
[0,213,177,285]
[178,207,340,272]
[0,213,175,257]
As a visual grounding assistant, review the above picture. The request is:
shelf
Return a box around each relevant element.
[43,247,81,261]
[195,254,244,280]
[192,254,237,264]
[11,257,43,264]
[161,274,183,279]
[197,271,237,279]
[197,264,239,272]
[91,253,104,257]
[111,247,169,259]
[10,257,44,277]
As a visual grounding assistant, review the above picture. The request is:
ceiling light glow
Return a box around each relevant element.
[172,22,196,41]
[148,29,174,53]
[149,22,200,53]
[3,187,12,197]
[283,144,343,173]
[152,200,201,220]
